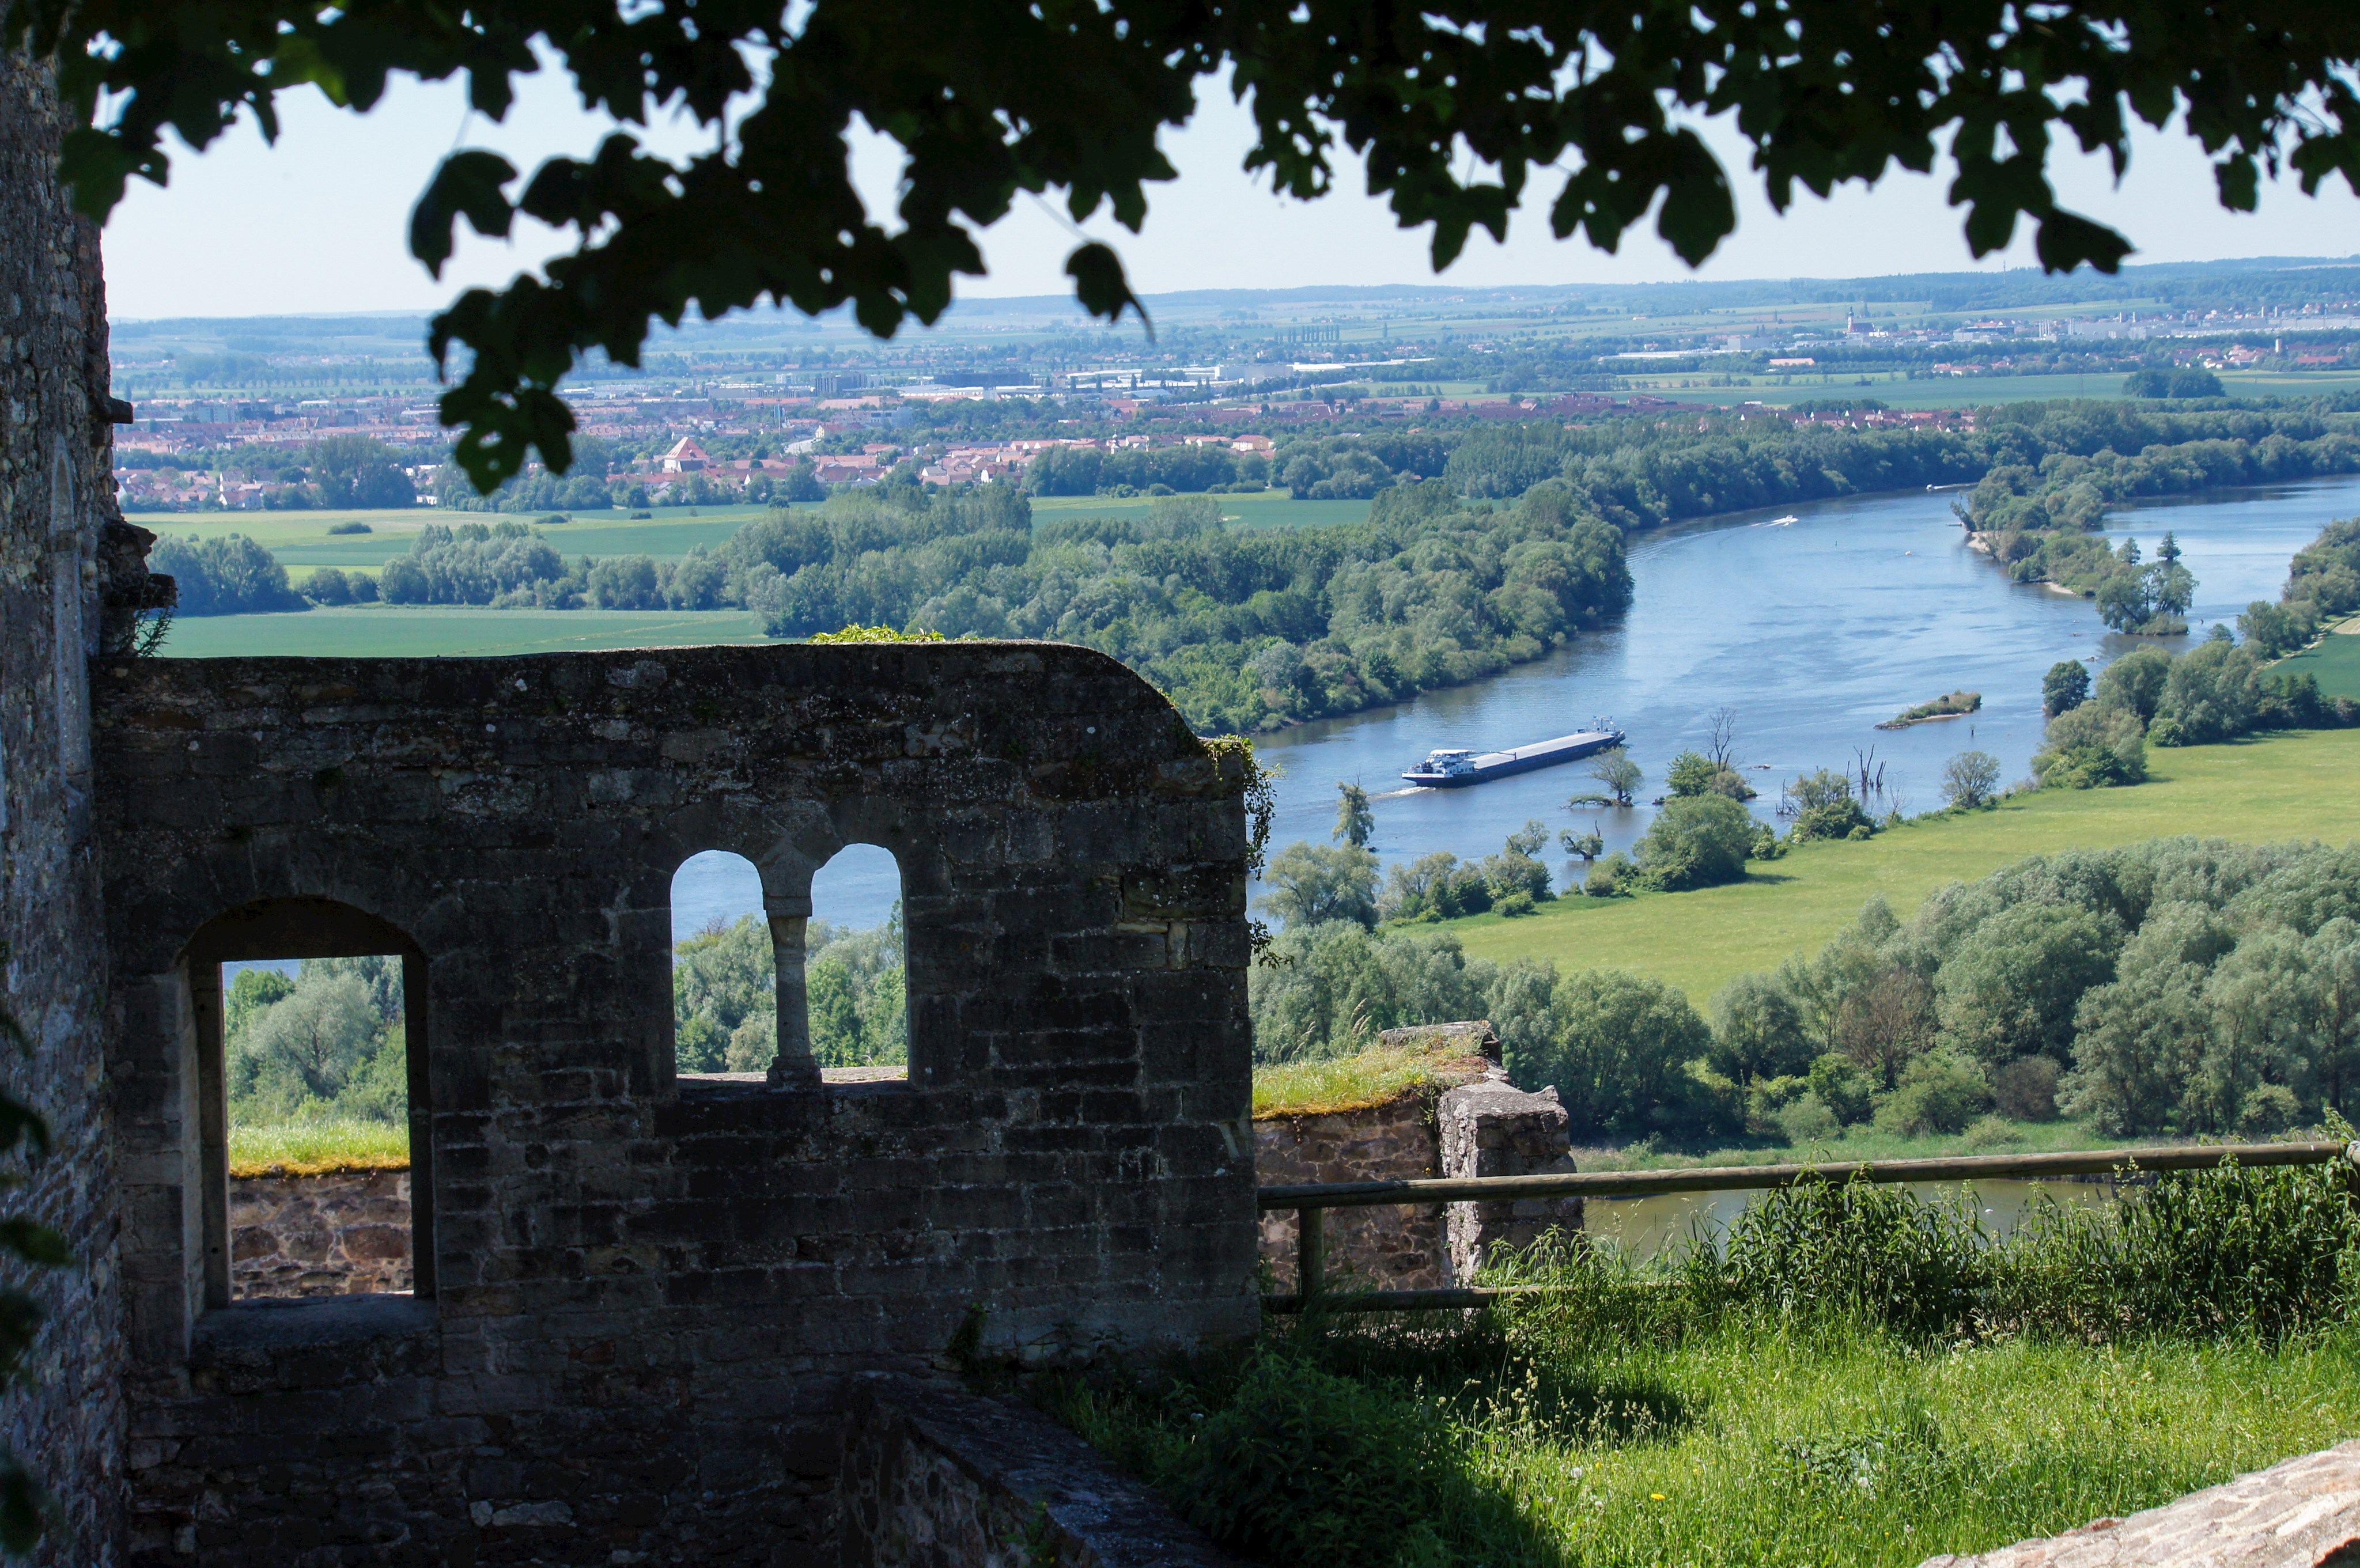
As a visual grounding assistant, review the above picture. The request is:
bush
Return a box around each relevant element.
[1783,769,1873,840]
[1168,1350,1453,1567]
[2032,702,2146,787]
[326,520,373,535]
[1960,1113,2026,1149]
[1635,794,1756,891]
[1991,1055,2063,1121]
[2153,637,2261,745]
[1807,1052,1874,1126]
[1583,851,1636,897]
[1872,1052,1991,1137]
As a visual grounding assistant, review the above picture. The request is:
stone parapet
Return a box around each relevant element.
[1438,1073,1582,1280]
[1919,1440,2360,1568]
[1254,1094,1454,1291]
[229,1170,413,1298]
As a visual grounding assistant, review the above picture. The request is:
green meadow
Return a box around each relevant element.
[1450,726,2360,1004]
[2275,622,2360,700]
[160,604,773,658]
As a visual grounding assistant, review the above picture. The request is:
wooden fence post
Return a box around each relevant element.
[1298,1206,1325,1301]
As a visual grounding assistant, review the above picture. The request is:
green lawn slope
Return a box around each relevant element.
[1451,726,2360,1003]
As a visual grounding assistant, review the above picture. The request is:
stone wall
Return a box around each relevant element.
[837,1374,1243,1567]
[0,47,153,1568]
[1253,1033,1582,1294]
[1919,1439,2359,1568]
[1254,1093,1457,1291]
[95,642,1257,1563]
[230,1171,413,1298]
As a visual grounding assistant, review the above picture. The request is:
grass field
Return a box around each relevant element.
[161,604,774,658]
[2276,622,2360,699]
[1448,726,2360,1004]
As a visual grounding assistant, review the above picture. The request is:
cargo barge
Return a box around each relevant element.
[1401,727,1627,789]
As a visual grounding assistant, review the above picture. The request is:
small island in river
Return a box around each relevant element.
[1878,690,1982,729]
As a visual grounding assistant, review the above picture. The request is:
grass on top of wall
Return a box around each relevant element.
[229,1118,410,1177]
[1452,726,2360,1005]
[1253,1041,1491,1120]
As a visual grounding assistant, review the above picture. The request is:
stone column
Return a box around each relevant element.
[1438,1073,1583,1283]
[764,892,822,1088]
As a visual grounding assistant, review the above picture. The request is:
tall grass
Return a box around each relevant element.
[229,1117,409,1177]
[1044,1158,2360,1568]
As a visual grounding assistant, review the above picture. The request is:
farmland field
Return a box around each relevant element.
[2275,622,2360,699]
[1449,725,2360,1003]
[159,604,773,658]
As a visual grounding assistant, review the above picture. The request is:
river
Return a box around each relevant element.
[672,474,2360,939]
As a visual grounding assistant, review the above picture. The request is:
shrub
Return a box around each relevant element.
[1708,972,1816,1086]
[1807,1052,1874,1125]
[2032,702,2146,787]
[1635,794,1756,891]
[1960,1113,2026,1149]
[1784,770,1873,841]
[325,520,373,535]
[1168,1350,1452,1567]
[1583,851,1636,897]
[2153,637,2261,745]
[1991,1055,2063,1121]
[1872,1051,1991,1137]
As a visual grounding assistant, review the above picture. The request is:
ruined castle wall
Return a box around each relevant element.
[0,48,131,1566]
[1253,1097,1451,1291]
[94,644,1258,1564]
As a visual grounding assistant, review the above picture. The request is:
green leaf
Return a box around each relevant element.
[409,150,519,279]
[1064,242,1151,336]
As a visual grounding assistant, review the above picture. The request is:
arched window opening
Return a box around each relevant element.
[186,901,428,1308]
[669,851,775,1079]
[807,844,907,1078]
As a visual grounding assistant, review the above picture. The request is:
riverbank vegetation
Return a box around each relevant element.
[1046,1160,2360,1568]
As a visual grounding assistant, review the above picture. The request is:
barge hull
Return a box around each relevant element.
[1402,729,1624,789]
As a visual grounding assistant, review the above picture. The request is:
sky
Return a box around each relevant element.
[100,63,2360,322]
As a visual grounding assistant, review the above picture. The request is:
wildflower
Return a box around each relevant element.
[1651,1493,1667,1501]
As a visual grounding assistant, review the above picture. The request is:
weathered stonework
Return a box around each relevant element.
[1254,1093,1459,1291]
[1438,1075,1584,1280]
[836,1375,1243,1567]
[1251,1029,1582,1292]
[1918,1439,2360,1568]
[94,643,1258,1563]
[230,1171,413,1298]
[0,46,152,1568]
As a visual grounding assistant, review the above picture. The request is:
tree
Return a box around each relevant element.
[229,973,385,1111]
[2094,646,2171,722]
[1940,750,2002,810]
[2152,638,2261,745]
[1705,706,1741,771]
[1514,970,1716,1137]
[1332,782,1374,849]
[1934,903,2118,1068]
[1707,972,1814,1086]
[2042,660,2091,718]
[1665,750,1718,798]
[1783,770,1873,841]
[2032,703,2147,788]
[1633,794,1756,892]
[33,1,2360,492]
[1585,749,1642,808]
[1258,842,1380,930]
[305,435,417,509]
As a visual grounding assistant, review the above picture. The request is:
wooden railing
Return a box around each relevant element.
[1258,1139,2360,1314]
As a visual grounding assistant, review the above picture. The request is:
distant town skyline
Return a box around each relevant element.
[104,65,2360,322]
